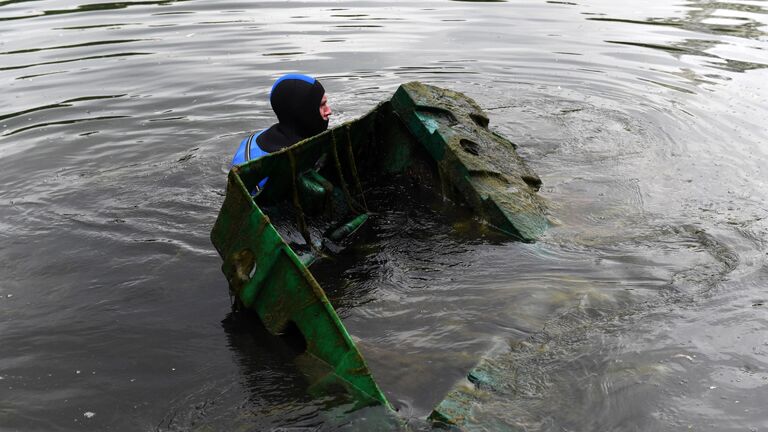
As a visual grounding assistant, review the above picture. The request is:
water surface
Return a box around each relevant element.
[1,0,767,430]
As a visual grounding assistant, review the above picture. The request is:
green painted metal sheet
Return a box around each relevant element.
[212,167,392,410]
[210,81,548,414]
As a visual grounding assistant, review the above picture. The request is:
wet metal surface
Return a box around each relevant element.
[1,1,767,431]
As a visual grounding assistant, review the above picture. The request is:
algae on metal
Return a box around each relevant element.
[212,151,392,411]
[429,342,512,428]
[392,82,548,242]
[211,81,548,413]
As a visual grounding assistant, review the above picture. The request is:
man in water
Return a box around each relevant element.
[231,74,332,169]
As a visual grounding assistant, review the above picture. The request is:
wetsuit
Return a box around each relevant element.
[231,74,328,189]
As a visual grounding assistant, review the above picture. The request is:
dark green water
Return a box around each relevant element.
[1,1,767,431]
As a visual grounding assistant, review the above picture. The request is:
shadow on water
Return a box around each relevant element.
[155,311,406,432]
[152,309,328,432]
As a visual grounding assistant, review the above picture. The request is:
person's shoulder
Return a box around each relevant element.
[231,130,268,167]
[231,134,252,167]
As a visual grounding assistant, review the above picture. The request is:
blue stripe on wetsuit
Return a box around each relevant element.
[231,130,268,191]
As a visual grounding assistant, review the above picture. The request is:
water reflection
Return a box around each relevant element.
[0,94,125,122]
[592,0,768,73]
[590,0,767,40]
[0,0,190,22]
[54,22,141,29]
[0,39,147,55]
[0,51,151,72]
[4,114,130,136]
[1,0,767,430]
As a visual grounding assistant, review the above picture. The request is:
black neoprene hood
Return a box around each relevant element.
[256,74,328,153]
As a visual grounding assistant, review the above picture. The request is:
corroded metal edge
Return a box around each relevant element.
[391,81,549,242]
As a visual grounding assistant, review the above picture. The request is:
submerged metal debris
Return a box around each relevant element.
[211,82,548,419]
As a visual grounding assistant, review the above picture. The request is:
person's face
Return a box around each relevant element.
[319,94,332,121]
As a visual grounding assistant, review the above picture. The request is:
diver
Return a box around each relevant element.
[231,74,332,189]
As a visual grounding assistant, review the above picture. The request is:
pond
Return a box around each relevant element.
[1,0,767,430]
